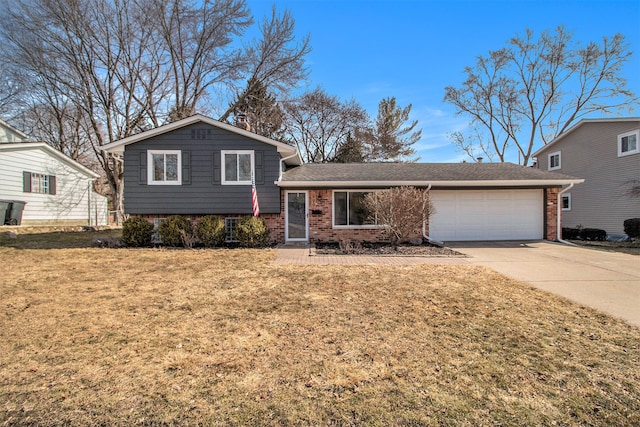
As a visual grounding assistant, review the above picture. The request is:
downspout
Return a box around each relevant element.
[87,179,93,227]
[556,183,575,245]
[421,184,444,247]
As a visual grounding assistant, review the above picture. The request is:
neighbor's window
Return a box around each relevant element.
[333,191,378,227]
[31,173,49,194]
[562,193,571,211]
[148,150,181,185]
[222,150,254,185]
[23,171,56,195]
[618,130,639,157]
[548,151,561,170]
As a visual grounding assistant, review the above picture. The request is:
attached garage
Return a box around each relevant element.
[429,189,544,241]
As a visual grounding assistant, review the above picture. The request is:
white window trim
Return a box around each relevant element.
[147,150,182,185]
[332,189,383,229]
[548,151,561,171]
[562,193,572,211]
[617,129,639,157]
[221,150,255,185]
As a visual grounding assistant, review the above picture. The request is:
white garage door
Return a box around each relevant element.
[429,189,544,241]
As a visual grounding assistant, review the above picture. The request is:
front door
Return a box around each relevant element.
[285,191,308,241]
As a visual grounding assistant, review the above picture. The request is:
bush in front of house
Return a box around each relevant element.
[122,217,154,247]
[195,215,226,247]
[623,218,640,240]
[562,226,606,241]
[234,216,270,248]
[580,228,607,241]
[157,215,193,247]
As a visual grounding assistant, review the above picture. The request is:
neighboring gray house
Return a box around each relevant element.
[105,114,583,243]
[533,118,640,237]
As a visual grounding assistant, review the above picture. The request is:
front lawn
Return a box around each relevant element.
[1,234,639,425]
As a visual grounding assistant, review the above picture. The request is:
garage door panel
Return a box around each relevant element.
[430,189,543,241]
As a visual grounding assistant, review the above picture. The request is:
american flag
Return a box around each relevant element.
[251,172,260,217]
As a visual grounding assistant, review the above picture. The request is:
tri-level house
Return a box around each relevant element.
[104,114,583,243]
[533,118,640,237]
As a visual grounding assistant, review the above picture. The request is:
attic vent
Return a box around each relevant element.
[191,129,211,140]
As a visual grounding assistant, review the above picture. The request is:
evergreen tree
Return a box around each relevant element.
[333,132,365,163]
[232,77,285,140]
[368,97,420,162]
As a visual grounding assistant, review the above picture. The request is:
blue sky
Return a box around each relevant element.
[246,0,640,163]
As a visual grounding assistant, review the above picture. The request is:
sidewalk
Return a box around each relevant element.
[273,243,470,265]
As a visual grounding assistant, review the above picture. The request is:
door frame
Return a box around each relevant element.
[285,190,309,242]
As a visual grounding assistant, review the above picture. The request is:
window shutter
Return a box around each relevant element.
[23,171,31,192]
[255,151,264,184]
[212,151,221,184]
[48,175,56,195]
[140,152,147,184]
[182,151,191,185]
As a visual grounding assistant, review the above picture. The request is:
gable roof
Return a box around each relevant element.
[278,162,583,188]
[0,142,100,178]
[0,118,28,141]
[102,114,302,165]
[533,117,640,157]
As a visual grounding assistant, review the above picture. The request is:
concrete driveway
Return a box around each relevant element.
[447,241,640,328]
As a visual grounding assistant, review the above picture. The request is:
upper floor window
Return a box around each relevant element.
[618,130,639,157]
[148,150,181,185]
[222,150,254,185]
[548,151,561,171]
[23,171,56,195]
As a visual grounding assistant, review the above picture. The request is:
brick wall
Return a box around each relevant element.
[305,189,390,243]
[545,187,560,241]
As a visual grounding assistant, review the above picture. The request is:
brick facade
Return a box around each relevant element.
[545,187,560,241]
[134,187,563,244]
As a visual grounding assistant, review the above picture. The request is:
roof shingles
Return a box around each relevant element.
[279,162,581,186]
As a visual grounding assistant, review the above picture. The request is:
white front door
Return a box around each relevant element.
[285,191,308,241]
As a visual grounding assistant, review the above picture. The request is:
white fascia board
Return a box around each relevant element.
[276,179,585,188]
[101,114,299,160]
[0,142,100,178]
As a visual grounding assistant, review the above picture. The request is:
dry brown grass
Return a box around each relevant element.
[1,233,639,426]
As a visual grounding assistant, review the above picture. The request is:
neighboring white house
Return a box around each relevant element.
[0,142,108,226]
[0,119,28,143]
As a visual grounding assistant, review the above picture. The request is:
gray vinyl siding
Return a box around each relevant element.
[123,123,283,215]
[537,120,640,235]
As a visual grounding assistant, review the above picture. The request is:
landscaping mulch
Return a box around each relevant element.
[314,241,465,257]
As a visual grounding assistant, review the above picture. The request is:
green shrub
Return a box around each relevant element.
[195,215,226,247]
[581,228,607,241]
[157,215,193,247]
[234,216,270,248]
[122,217,154,247]
[623,218,640,239]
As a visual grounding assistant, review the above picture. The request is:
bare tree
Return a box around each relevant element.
[364,187,435,246]
[0,0,310,221]
[283,87,368,163]
[444,27,636,165]
[219,6,311,123]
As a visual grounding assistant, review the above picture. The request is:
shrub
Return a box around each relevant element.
[234,216,270,248]
[623,218,640,239]
[195,215,226,247]
[122,217,154,247]
[580,228,607,241]
[562,227,581,240]
[157,215,193,247]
